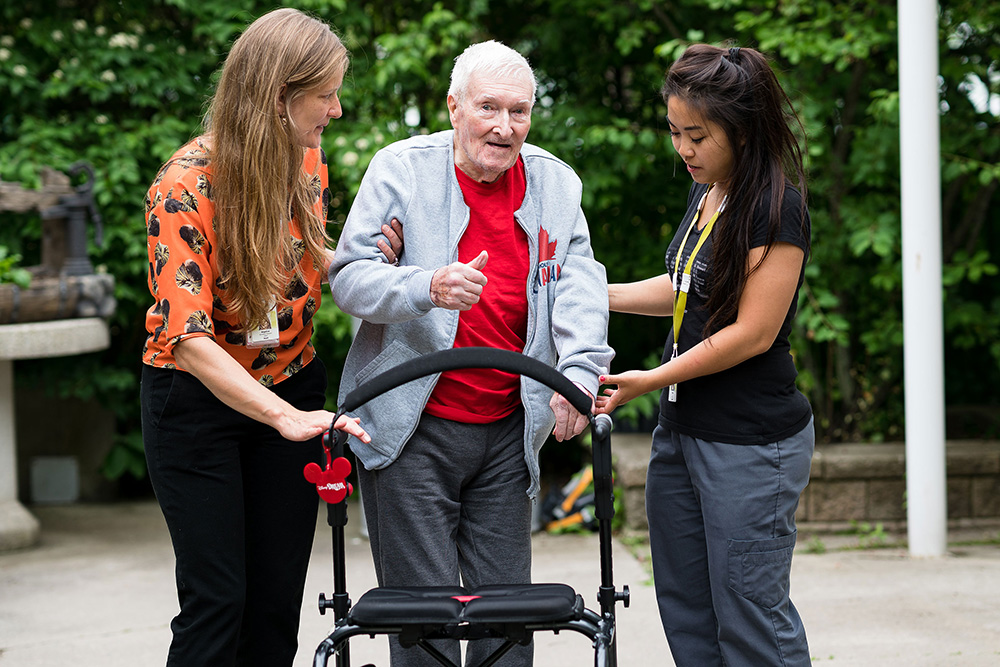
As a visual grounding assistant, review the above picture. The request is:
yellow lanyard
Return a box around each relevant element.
[668,188,726,402]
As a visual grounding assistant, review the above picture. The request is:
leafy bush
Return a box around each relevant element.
[1,1,997,485]
[0,246,31,287]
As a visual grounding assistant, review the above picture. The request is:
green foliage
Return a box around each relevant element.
[493,0,998,441]
[101,429,147,480]
[0,1,271,479]
[609,352,663,431]
[1,1,997,484]
[720,0,1000,441]
[0,246,32,287]
[803,535,828,555]
[841,520,891,549]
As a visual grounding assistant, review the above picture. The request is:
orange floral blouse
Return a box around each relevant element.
[141,137,330,387]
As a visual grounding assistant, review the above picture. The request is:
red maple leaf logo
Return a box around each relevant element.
[538,227,558,262]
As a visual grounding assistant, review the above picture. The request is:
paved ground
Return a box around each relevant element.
[1,500,999,666]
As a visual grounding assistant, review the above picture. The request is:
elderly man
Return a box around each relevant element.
[330,40,613,666]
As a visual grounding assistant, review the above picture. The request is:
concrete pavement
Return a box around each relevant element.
[1,500,998,666]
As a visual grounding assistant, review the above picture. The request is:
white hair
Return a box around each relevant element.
[448,40,537,103]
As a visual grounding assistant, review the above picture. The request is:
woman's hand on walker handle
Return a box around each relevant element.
[595,370,659,414]
[332,414,370,443]
[275,409,371,444]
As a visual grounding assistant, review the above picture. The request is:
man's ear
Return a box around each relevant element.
[446,94,459,125]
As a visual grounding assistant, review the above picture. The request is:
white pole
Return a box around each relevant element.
[898,0,948,556]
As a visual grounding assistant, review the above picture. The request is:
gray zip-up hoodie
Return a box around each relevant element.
[330,130,614,498]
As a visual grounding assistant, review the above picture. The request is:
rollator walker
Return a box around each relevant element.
[305,347,629,667]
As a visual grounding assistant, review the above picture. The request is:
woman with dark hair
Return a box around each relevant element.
[596,44,814,665]
[140,8,398,666]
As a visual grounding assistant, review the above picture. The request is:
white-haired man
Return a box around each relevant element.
[330,40,613,666]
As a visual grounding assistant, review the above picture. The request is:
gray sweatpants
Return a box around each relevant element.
[358,409,533,667]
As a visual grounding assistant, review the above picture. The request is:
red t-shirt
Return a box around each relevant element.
[424,157,529,423]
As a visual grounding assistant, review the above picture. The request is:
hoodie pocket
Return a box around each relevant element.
[355,339,422,387]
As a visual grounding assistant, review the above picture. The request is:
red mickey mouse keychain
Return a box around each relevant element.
[304,430,353,504]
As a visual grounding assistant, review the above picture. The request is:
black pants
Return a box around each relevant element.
[141,359,326,667]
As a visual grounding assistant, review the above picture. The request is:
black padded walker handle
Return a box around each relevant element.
[338,347,594,417]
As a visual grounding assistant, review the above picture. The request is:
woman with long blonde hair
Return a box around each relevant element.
[140,9,396,665]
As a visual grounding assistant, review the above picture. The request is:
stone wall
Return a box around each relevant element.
[799,440,1000,525]
[612,433,1000,532]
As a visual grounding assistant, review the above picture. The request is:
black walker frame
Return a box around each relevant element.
[307,347,628,667]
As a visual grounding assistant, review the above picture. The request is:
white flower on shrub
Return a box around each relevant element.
[109,33,139,49]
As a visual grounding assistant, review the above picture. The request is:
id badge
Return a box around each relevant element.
[246,302,280,349]
[679,272,692,294]
[667,344,679,403]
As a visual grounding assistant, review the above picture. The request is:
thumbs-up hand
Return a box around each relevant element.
[430,250,489,310]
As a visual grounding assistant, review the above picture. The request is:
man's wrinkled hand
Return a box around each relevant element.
[550,383,593,441]
[430,250,488,310]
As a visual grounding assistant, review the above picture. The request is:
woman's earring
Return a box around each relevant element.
[280,114,288,127]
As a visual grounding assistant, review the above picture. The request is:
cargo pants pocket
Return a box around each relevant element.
[727,531,797,609]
